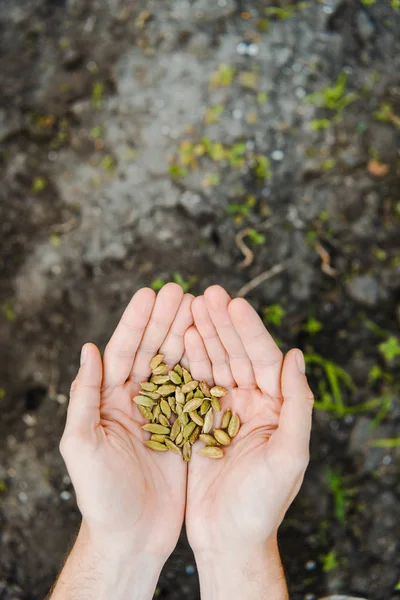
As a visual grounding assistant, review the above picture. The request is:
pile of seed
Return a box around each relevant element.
[134,354,241,461]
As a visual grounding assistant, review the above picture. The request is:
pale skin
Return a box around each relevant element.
[49,283,314,600]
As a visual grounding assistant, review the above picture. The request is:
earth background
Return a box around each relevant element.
[0,0,399,598]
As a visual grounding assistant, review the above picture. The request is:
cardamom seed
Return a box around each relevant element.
[228,413,241,438]
[170,419,181,442]
[221,409,232,429]
[175,387,185,404]
[199,381,211,396]
[183,421,196,439]
[199,434,220,447]
[152,363,168,375]
[183,441,192,462]
[200,399,211,415]
[194,389,204,399]
[142,423,170,435]
[189,425,201,445]
[175,432,184,446]
[150,354,164,370]
[133,395,155,407]
[210,385,228,398]
[176,403,183,415]
[169,370,182,385]
[211,396,221,412]
[150,375,171,385]
[153,404,161,421]
[140,390,161,400]
[197,446,224,459]
[174,364,183,376]
[214,429,231,446]
[151,434,167,443]
[203,408,214,434]
[181,380,199,394]
[140,381,157,392]
[179,412,189,426]
[183,397,204,413]
[159,414,170,428]
[138,405,153,420]
[186,391,194,402]
[189,411,204,427]
[144,440,168,452]
[165,438,182,455]
[160,399,171,419]
[157,384,176,396]
[182,368,192,384]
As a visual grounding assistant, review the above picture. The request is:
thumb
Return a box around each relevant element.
[65,343,103,436]
[274,349,314,458]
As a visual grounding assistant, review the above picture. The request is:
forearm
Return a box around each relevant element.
[49,523,165,600]
[194,536,288,600]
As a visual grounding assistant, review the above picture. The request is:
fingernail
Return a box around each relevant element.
[80,344,88,366]
[296,350,306,374]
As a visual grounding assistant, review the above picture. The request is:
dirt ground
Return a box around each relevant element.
[0,0,399,598]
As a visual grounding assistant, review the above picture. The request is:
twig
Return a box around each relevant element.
[315,242,337,278]
[237,263,286,298]
[235,228,254,268]
[235,217,281,269]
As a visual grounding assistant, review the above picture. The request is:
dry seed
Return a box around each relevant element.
[194,389,204,399]
[221,409,232,429]
[145,440,168,452]
[189,425,201,444]
[142,423,170,435]
[182,380,199,394]
[203,408,214,434]
[198,446,224,459]
[151,434,167,443]
[211,396,221,412]
[175,432,184,445]
[140,381,157,392]
[151,375,171,385]
[174,364,183,376]
[199,434,220,447]
[186,391,194,402]
[169,370,182,385]
[160,399,171,419]
[189,411,204,427]
[150,354,164,370]
[182,368,192,384]
[175,388,185,404]
[157,384,176,396]
[176,403,183,415]
[165,438,182,455]
[179,412,189,426]
[159,414,170,428]
[168,396,175,407]
[183,441,192,462]
[200,381,211,396]
[228,413,241,438]
[183,397,204,413]
[138,405,153,420]
[140,390,161,400]
[152,363,168,375]
[183,421,196,439]
[214,429,231,446]
[170,419,181,442]
[134,395,155,407]
[200,399,211,415]
[210,385,228,398]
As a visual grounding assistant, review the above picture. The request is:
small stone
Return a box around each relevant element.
[22,414,36,427]
[180,191,212,220]
[382,455,392,465]
[356,10,375,42]
[161,125,170,136]
[305,560,317,571]
[18,492,28,503]
[247,44,259,56]
[237,42,248,55]
[56,394,67,405]
[185,564,195,575]
[60,490,72,501]
[345,275,380,308]
[271,150,284,161]
[62,47,83,70]
[232,108,243,120]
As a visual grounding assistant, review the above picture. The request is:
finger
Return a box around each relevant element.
[204,286,256,389]
[129,283,184,383]
[184,326,214,385]
[192,296,235,389]
[228,297,283,398]
[274,349,314,457]
[65,343,102,435]
[159,294,194,367]
[103,288,156,388]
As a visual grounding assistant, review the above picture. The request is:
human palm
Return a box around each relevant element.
[61,283,193,556]
[183,286,314,554]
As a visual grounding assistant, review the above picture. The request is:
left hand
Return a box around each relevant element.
[60,283,193,560]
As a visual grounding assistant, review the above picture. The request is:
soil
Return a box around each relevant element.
[0,1,399,599]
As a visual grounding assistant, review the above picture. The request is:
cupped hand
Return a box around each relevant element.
[183,285,314,557]
[60,283,193,559]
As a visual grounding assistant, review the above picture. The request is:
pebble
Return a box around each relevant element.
[247,44,259,56]
[295,87,306,99]
[62,475,71,485]
[382,455,392,465]
[185,564,195,575]
[18,492,28,503]
[161,125,170,136]
[237,42,248,55]
[22,414,36,427]
[232,108,243,120]
[305,560,317,571]
[48,151,58,161]
[323,5,334,13]
[60,490,72,501]
[56,394,67,405]
[271,150,284,161]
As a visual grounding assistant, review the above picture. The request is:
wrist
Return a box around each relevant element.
[194,535,288,600]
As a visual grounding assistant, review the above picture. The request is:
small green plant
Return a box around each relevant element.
[92,82,104,109]
[320,158,336,171]
[0,480,7,493]
[0,388,6,400]
[368,364,383,383]
[265,3,308,19]
[379,336,400,363]
[305,353,356,416]
[169,164,188,179]
[257,91,269,104]
[370,394,392,430]
[373,102,393,122]
[32,176,47,193]
[172,272,197,293]
[263,304,286,326]
[150,278,165,292]
[306,72,357,117]
[392,0,400,10]
[227,142,247,168]
[321,550,339,572]
[369,437,400,448]
[50,234,62,247]
[246,229,266,245]
[100,155,116,171]
[310,118,331,130]
[226,195,256,223]
[209,64,235,88]
[205,104,224,124]
[238,71,259,90]
[254,155,272,179]
[1,302,16,322]
[326,467,354,524]
[90,126,103,139]
[202,172,220,187]
[303,317,323,335]
[361,0,375,5]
